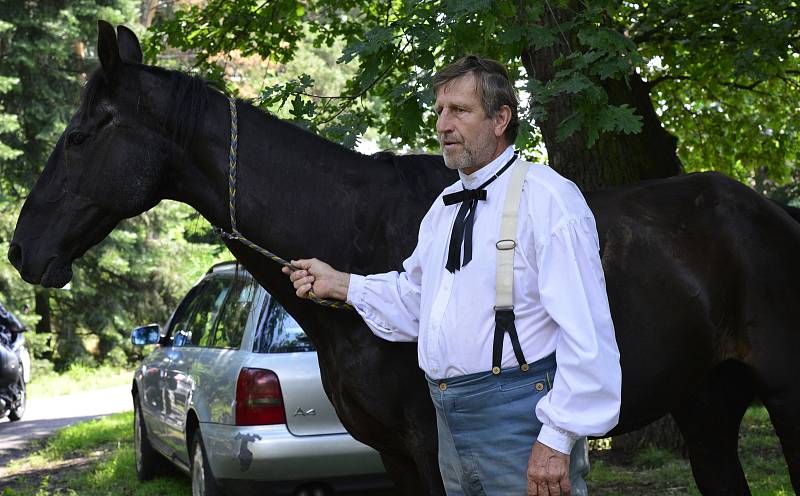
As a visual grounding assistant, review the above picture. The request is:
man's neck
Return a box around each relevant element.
[458,145,515,188]
[462,141,511,175]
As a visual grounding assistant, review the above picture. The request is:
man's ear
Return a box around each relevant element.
[97,20,120,76]
[493,105,512,139]
[116,25,143,64]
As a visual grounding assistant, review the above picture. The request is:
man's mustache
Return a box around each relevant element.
[439,134,463,146]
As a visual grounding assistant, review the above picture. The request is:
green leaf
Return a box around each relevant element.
[556,112,583,143]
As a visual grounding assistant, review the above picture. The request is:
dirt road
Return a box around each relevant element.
[0,384,132,474]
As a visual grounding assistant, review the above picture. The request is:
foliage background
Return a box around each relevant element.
[0,0,797,371]
[0,0,228,369]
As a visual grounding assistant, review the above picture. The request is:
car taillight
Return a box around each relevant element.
[235,368,286,426]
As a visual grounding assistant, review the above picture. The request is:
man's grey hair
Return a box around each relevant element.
[432,55,520,144]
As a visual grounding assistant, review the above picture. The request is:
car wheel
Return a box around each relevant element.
[191,430,222,496]
[8,375,25,421]
[134,394,167,480]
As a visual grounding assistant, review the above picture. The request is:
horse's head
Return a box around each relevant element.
[9,22,198,287]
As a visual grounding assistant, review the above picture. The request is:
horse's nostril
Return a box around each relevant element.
[7,243,22,270]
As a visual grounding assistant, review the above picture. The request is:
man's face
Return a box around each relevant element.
[435,72,501,173]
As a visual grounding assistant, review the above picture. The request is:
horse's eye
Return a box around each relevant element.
[66,131,88,146]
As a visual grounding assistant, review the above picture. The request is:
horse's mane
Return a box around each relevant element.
[80,62,455,197]
[81,65,210,154]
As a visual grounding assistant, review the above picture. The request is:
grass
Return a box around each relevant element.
[1,411,189,496]
[27,362,132,398]
[0,406,793,495]
[587,406,794,495]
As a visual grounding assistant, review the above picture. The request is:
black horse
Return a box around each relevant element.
[9,23,800,495]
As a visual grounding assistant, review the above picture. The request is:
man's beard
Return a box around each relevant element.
[441,142,477,169]
[439,125,497,171]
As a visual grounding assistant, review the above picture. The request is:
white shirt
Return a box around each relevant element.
[347,145,621,454]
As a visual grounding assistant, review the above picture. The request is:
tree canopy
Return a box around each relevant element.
[147,0,800,188]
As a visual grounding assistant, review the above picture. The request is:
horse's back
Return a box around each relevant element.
[587,171,800,433]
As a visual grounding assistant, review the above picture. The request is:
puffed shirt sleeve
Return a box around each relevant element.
[533,212,622,455]
[345,209,431,342]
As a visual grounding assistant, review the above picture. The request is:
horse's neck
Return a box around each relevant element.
[168,90,404,273]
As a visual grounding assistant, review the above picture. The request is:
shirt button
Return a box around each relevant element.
[439,383,447,391]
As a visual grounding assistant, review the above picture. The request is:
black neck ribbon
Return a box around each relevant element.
[442,154,518,273]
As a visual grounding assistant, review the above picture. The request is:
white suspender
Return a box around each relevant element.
[491,159,530,374]
[495,160,529,311]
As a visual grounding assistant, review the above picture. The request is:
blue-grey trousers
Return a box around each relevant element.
[427,354,590,495]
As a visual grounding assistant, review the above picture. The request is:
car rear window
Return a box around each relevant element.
[253,300,315,353]
[213,277,256,349]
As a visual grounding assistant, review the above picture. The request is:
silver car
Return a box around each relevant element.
[130,262,390,496]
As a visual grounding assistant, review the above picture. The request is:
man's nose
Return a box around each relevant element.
[436,111,452,134]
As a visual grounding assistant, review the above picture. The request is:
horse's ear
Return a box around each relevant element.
[97,20,120,75]
[116,25,143,64]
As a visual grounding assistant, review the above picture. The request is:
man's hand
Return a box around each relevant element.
[281,258,350,301]
[527,441,571,496]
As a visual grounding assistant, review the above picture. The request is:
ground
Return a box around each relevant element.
[0,405,793,495]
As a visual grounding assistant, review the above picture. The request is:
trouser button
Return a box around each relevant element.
[439,383,447,391]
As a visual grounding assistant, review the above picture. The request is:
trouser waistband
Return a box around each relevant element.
[425,352,556,391]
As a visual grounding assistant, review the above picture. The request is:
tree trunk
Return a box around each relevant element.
[519,3,683,191]
[520,2,685,453]
[140,0,159,28]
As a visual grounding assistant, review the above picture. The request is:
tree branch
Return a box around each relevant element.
[647,74,694,89]
[649,74,776,96]
[316,38,412,126]
[630,5,685,45]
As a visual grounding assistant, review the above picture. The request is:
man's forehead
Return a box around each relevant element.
[435,72,479,101]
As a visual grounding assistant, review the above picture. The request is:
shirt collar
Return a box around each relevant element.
[458,145,516,189]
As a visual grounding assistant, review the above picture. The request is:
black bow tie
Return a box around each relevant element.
[442,154,518,273]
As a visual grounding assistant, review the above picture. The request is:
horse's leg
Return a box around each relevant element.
[671,360,755,496]
[409,446,446,496]
[756,361,800,492]
[380,449,444,496]
[761,392,800,492]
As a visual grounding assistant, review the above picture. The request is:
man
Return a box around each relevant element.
[284,55,621,496]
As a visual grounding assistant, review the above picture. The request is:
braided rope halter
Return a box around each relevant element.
[212,97,353,310]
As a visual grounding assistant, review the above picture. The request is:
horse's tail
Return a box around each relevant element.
[770,199,800,224]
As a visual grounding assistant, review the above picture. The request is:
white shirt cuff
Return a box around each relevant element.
[346,274,365,306]
[537,424,577,455]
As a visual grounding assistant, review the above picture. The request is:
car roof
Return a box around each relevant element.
[206,260,247,275]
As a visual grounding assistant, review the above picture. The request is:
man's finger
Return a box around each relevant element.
[296,283,312,298]
[537,481,549,496]
[546,480,560,496]
[560,477,572,496]
[293,276,314,289]
[290,259,311,270]
[289,270,308,283]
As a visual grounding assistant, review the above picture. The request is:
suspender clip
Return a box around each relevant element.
[496,239,516,250]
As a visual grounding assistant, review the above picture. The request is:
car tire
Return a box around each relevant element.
[134,394,167,480]
[8,375,25,421]
[191,430,223,496]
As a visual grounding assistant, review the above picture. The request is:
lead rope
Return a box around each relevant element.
[212,97,353,310]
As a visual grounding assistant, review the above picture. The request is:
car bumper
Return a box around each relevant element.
[200,422,389,489]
